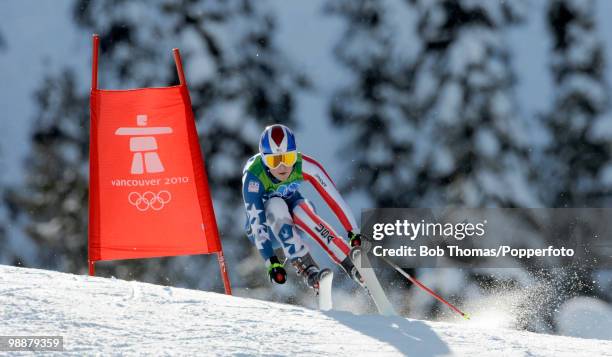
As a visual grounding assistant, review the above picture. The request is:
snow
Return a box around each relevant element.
[589,114,612,142]
[2,265,612,356]
[556,297,612,341]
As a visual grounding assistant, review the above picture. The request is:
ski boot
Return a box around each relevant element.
[340,255,366,288]
[291,253,323,294]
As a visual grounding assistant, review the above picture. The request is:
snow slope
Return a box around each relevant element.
[0,265,611,356]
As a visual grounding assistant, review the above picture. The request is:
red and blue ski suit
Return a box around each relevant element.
[242,152,359,266]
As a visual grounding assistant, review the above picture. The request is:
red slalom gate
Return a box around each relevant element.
[88,34,231,295]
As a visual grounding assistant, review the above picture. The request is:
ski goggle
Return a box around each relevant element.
[263,151,297,169]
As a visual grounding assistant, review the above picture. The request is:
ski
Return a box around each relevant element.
[350,246,396,316]
[317,269,333,311]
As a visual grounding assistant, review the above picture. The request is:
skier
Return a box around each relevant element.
[242,124,364,292]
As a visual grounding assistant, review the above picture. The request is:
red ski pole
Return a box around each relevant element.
[379,255,471,320]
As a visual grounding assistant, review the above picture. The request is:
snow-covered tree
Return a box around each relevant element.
[408,0,540,208]
[330,0,540,208]
[544,0,611,207]
[326,0,422,207]
[5,71,89,271]
[535,0,612,334]
[0,31,6,51]
[0,29,9,265]
[6,0,309,299]
[328,0,553,323]
[0,201,6,264]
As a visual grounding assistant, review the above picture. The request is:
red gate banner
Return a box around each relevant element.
[88,34,231,294]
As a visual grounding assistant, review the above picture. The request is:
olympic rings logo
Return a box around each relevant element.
[128,191,172,211]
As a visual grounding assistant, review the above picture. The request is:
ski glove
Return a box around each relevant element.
[348,232,362,247]
[267,256,287,284]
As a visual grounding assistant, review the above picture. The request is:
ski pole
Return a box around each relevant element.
[379,255,471,320]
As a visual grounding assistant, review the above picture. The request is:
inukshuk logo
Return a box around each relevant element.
[115,114,173,174]
[128,191,172,211]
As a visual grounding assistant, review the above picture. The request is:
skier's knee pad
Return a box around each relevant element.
[265,197,293,229]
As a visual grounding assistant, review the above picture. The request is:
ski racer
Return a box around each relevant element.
[242,124,364,292]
